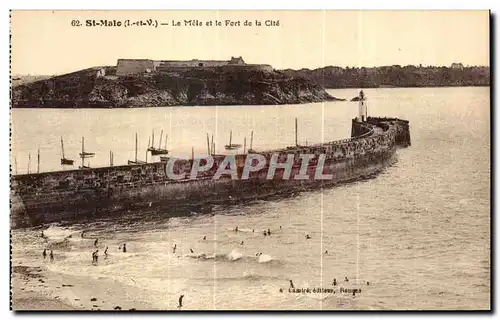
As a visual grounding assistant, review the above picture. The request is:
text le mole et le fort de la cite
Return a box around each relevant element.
[75,19,280,28]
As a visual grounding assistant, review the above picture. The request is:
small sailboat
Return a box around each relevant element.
[60,137,74,165]
[79,137,95,169]
[224,131,242,150]
[149,129,169,155]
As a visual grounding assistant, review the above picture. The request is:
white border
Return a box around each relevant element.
[1,1,497,319]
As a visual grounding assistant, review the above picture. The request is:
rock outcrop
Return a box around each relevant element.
[12,66,343,108]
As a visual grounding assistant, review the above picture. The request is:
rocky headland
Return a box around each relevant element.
[11,66,343,108]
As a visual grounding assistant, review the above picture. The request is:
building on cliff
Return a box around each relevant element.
[116,57,273,76]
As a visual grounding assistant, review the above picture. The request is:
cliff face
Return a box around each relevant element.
[12,67,342,108]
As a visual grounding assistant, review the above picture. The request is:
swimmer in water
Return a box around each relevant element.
[306,235,311,239]
[50,250,54,262]
[41,231,45,238]
[332,278,337,286]
[178,294,184,308]
[203,236,206,240]
[263,231,267,236]
[289,280,295,289]
[42,249,47,260]
[123,244,127,253]
[94,238,98,247]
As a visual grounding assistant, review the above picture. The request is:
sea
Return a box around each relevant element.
[10,87,490,310]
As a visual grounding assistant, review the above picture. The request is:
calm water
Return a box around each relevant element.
[11,87,490,310]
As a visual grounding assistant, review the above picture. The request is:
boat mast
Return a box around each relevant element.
[81,137,84,168]
[206,133,210,154]
[211,134,214,155]
[295,118,298,147]
[229,130,232,146]
[14,156,18,175]
[146,137,150,163]
[37,148,40,173]
[250,131,254,151]
[159,130,163,149]
[243,137,247,154]
[27,153,31,174]
[110,150,113,166]
[191,147,194,162]
[165,134,168,150]
[135,133,138,163]
[61,137,65,159]
[151,129,155,148]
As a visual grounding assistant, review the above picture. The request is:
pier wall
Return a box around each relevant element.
[11,117,411,227]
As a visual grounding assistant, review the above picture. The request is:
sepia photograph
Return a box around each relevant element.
[9,10,490,311]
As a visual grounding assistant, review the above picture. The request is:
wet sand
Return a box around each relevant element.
[11,264,152,311]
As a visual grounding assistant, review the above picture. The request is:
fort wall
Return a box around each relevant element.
[115,57,272,76]
[116,59,155,76]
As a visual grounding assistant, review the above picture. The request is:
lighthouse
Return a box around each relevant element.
[358,90,367,122]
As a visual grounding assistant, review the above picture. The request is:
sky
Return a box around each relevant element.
[10,10,490,75]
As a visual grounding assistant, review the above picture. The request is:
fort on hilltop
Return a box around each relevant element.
[116,56,273,76]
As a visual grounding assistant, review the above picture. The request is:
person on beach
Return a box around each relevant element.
[235,226,238,232]
[43,249,47,260]
[94,238,99,247]
[306,234,311,239]
[173,244,177,254]
[104,246,108,259]
[324,250,329,255]
[345,277,349,282]
[252,229,255,233]
[241,241,244,245]
[263,231,267,237]
[289,280,295,289]
[178,294,184,308]
[203,236,206,240]
[190,249,194,254]
[50,250,54,262]
[280,226,282,230]
[267,229,271,236]
[123,244,127,253]
[332,278,337,286]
